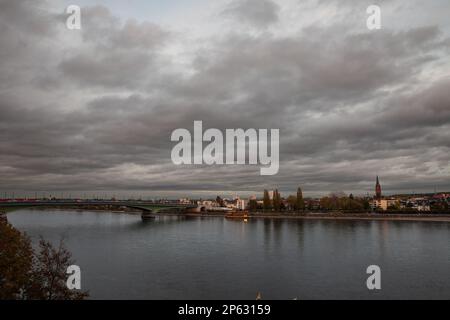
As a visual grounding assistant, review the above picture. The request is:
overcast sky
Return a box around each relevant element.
[1,0,449,199]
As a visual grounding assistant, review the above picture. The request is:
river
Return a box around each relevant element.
[7,209,450,300]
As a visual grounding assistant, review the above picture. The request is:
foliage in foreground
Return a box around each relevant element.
[0,222,88,300]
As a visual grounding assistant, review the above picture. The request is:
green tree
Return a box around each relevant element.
[320,195,340,210]
[363,199,371,211]
[0,222,34,299]
[431,201,449,212]
[387,202,400,211]
[297,187,305,211]
[287,195,297,211]
[273,189,281,212]
[248,199,258,212]
[0,222,88,300]
[31,238,88,300]
[263,190,271,212]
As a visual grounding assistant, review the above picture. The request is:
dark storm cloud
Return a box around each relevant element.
[0,0,57,36]
[222,0,280,29]
[176,25,445,114]
[380,79,450,128]
[1,0,450,197]
[58,5,170,89]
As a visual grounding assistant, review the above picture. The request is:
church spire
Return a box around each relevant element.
[375,176,382,199]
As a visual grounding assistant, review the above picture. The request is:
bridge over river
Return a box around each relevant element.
[0,201,198,220]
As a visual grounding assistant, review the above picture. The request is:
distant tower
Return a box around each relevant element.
[375,176,382,199]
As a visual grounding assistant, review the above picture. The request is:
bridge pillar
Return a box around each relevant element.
[141,213,156,221]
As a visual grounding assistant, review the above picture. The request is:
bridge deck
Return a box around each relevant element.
[0,201,197,214]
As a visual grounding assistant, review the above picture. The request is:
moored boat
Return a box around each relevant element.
[225,211,250,220]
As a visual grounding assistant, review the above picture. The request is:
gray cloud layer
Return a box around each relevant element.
[222,0,280,28]
[1,0,450,198]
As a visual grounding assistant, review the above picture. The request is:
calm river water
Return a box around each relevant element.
[7,210,450,300]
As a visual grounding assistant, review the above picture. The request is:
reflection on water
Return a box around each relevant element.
[7,210,450,300]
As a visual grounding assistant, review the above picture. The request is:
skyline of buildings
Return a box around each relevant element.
[2,177,449,213]
[1,175,449,201]
[2,1,450,197]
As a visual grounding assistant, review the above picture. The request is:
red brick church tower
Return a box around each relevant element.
[375,176,382,200]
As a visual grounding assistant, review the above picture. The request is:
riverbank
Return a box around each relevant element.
[6,207,450,222]
[251,213,450,222]
[0,211,7,223]
[187,212,450,222]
